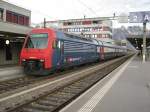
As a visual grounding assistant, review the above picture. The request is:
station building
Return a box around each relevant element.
[0,0,32,65]
[38,17,112,39]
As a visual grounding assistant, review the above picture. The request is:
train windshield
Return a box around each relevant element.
[25,33,48,49]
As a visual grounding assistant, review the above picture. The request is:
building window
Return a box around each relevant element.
[93,27,99,32]
[95,34,97,38]
[0,8,3,20]
[99,27,103,31]
[76,22,81,25]
[102,34,105,38]
[78,28,80,32]
[12,13,18,24]
[69,28,72,32]
[76,28,78,32]
[92,20,98,24]
[18,15,24,25]
[67,22,72,25]
[63,22,67,26]
[105,34,108,38]
[82,21,92,25]
[86,34,90,38]
[24,16,29,26]
[6,10,29,26]
[75,28,77,32]
[89,28,92,31]
[64,28,67,32]
[71,28,74,32]
[91,34,94,38]
[80,28,83,32]
[6,11,12,22]
[93,20,102,24]
[102,26,112,32]
[77,28,80,32]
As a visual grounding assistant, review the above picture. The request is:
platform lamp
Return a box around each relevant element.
[5,40,9,45]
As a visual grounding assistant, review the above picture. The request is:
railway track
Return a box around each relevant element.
[0,61,99,95]
[0,76,41,95]
[2,55,131,112]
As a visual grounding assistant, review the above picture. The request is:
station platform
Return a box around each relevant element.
[60,55,150,112]
[0,65,24,81]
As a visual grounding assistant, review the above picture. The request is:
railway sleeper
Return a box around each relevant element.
[51,92,75,99]
[74,80,92,89]
[59,89,78,95]
[67,84,85,89]
[37,99,60,107]
[76,81,94,87]
[24,103,54,111]
[21,107,50,112]
[45,96,67,103]
[39,99,66,109]
[61,87,83,94]
[69,84,87,89]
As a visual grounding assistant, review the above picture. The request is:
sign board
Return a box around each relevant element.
[129,11,150,23]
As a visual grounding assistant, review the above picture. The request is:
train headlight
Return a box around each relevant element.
[22,59,26,61]
[40,59,44,62]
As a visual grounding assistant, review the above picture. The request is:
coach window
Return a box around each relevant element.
[52,40,57,49]
[52,40,62,49]
[58,41,61,49]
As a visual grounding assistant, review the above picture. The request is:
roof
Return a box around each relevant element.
[0,0,31,12]
[46,17,113,23]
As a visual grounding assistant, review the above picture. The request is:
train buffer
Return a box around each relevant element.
[60,55,150,112]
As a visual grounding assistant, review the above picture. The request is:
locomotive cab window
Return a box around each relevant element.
[25,33,48,49]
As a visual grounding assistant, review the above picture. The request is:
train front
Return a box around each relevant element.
[20,29,54,75]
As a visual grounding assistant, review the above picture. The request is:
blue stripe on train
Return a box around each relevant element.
[52,51,100,68]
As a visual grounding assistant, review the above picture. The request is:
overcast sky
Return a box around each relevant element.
[5,0,150,25]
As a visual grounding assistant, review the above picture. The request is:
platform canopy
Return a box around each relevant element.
[0,21,32,37]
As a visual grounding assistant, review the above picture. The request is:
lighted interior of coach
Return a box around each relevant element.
[25,33,48,49]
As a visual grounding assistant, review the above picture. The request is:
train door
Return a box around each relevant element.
[58,40,64,65]
[52,40,64,67]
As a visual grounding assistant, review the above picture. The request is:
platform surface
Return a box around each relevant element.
[60,55,150,112]
[0,65,24,81]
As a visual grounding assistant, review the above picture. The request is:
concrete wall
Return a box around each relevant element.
[0,21,32,34]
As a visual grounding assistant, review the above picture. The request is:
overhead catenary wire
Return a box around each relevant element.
[76,0,98,17]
